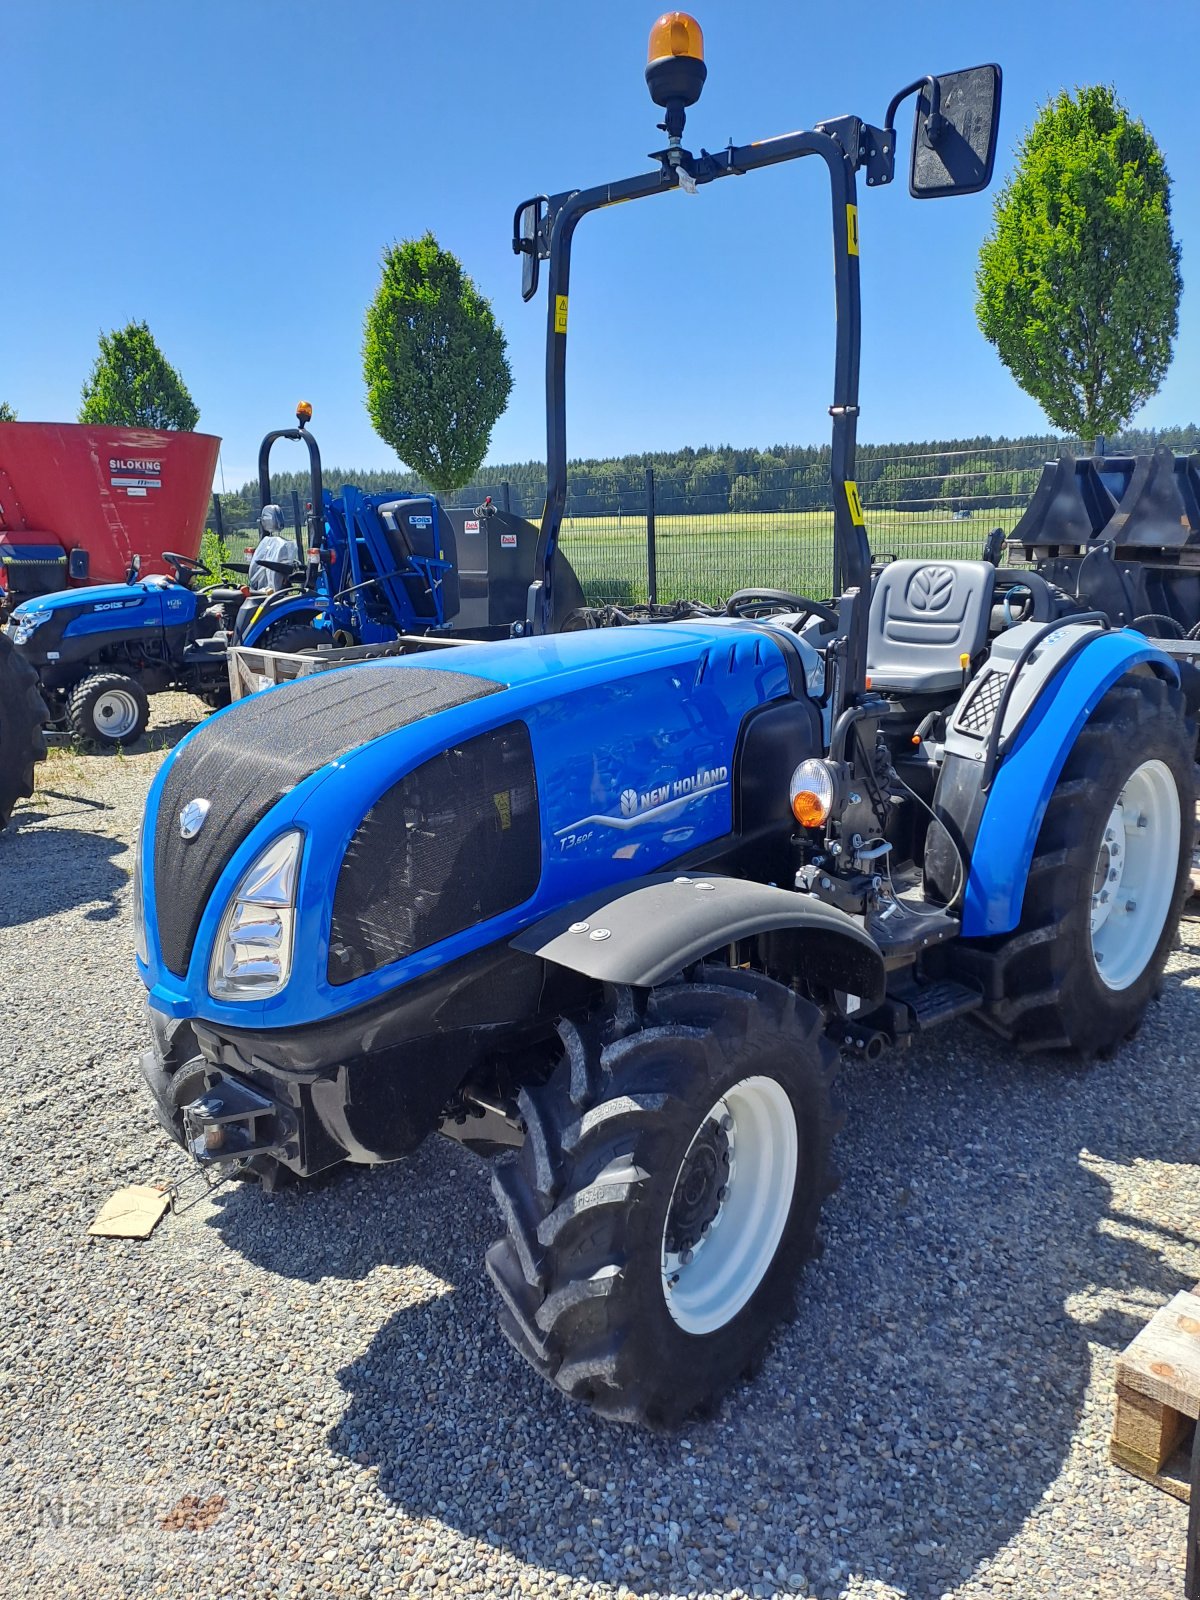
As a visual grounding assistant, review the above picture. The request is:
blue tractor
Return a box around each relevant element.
[4,406,567,746]
[133,24,1194,1427]
[242,406,582,656]
[1,417,320,746]
[225,407,464,658]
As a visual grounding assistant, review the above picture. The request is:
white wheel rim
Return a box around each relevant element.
[1089,757,1180,991]
[661,1074,798,1336]
[93,689,140,740]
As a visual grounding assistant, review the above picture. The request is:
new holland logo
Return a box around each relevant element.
[557,765,731,839]
[906,565,956,612]
[179,798,210,840]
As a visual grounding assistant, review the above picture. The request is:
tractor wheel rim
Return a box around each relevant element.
[661,1074,798,1336]
[93,689,140,740]
[1090,758,1180,992]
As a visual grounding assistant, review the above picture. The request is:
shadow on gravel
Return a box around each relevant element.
[207,989,1200,1600]
[0,824,128,926]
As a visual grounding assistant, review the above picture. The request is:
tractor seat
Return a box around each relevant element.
[867,559,995,694]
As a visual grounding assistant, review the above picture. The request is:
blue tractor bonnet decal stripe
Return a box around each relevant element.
[140,623,793,1027]
[962,631,1179,938]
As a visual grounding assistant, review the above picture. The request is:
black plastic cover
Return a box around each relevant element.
[154,664,503,976]
[329,720,540,985]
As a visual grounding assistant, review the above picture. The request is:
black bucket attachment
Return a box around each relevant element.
[1009,454,1118,553]
[1103,447,1200,552]
[443,507,585,636]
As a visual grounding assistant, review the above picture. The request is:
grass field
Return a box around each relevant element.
[559,506,1030,606]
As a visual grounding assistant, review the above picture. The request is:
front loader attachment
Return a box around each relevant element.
[1104,447,1200,554]
[1010,454,1117,556]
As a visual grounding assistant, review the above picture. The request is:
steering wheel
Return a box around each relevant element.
[725,588,840,631]
[162,551,208,586]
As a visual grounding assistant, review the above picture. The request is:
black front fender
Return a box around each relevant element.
[511,873,885,1004]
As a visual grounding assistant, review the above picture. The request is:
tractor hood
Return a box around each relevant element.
[138,623,807,1027]
[11,581,149,620]
[6,576,198,657]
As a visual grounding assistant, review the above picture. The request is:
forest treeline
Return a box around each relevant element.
[215,424,1200,527]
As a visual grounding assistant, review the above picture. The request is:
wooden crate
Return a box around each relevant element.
[1113,1290,1200,1504]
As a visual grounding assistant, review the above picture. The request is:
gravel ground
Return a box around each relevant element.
[2,690,1199,1599]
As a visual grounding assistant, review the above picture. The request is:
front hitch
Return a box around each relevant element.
[180,1071,295,1168]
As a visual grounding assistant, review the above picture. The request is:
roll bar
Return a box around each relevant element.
[257,422,325,562]
[515,56,1001,725]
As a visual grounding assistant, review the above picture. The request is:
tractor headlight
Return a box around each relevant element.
[133,811,148,967]
[8,608,50,646]
[209,830,303,1000]
[789,758,839,830]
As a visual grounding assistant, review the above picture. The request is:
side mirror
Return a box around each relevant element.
[68,547,90,581]
[259,503,285,536]
[910,64,1002,198]
[513,197,546,303]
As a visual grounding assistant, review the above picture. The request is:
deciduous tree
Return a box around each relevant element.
[977,86,1181,437]
[363,234,512,495]
[79,321,199,430]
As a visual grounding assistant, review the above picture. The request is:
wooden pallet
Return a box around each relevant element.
[1113,1290,1200,1504]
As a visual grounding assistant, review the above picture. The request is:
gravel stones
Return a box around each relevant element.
[1,695,1197,1598]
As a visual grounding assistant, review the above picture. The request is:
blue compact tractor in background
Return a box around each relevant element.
[243,407,582,656]
[5,547,264,746]
[133,18,1194,1428]
[5,405,582,745]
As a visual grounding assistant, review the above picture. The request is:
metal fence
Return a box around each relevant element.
[558,434,1200,606]
[210,432,1200,608]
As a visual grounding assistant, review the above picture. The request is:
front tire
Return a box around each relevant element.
[485,965,839,1427]
[970,672,1193,1053]
[67,670,149,748]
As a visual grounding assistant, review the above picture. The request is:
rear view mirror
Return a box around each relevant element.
[910,64,1002,198]
[513,197,546,302]
[68,547,89,580]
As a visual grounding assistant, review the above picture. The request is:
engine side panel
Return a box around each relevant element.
[140,624,797,1029]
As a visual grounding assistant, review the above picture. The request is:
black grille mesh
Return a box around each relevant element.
[329,721,540,986]
[956,668,1005,737]
[153,665,503,976]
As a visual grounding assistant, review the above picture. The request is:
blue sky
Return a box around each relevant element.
[4,0,1199,488]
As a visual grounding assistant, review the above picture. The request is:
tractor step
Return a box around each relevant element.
[903,979,983,1031]
[867,895,961,967]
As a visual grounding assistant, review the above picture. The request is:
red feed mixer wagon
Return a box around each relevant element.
[0,421,221,615]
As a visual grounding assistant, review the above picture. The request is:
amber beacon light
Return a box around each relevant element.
[645,12,707,141]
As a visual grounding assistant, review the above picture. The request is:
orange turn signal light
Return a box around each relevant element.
[792,790,828,828]
[647,11,704,63]
[788,758,837,830]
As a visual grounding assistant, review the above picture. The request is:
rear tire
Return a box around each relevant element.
[968,672,1193,1054]
[67,670,149,748]
[260,622,325,655]
[0,631,49,829]
[485,965,839,1427]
